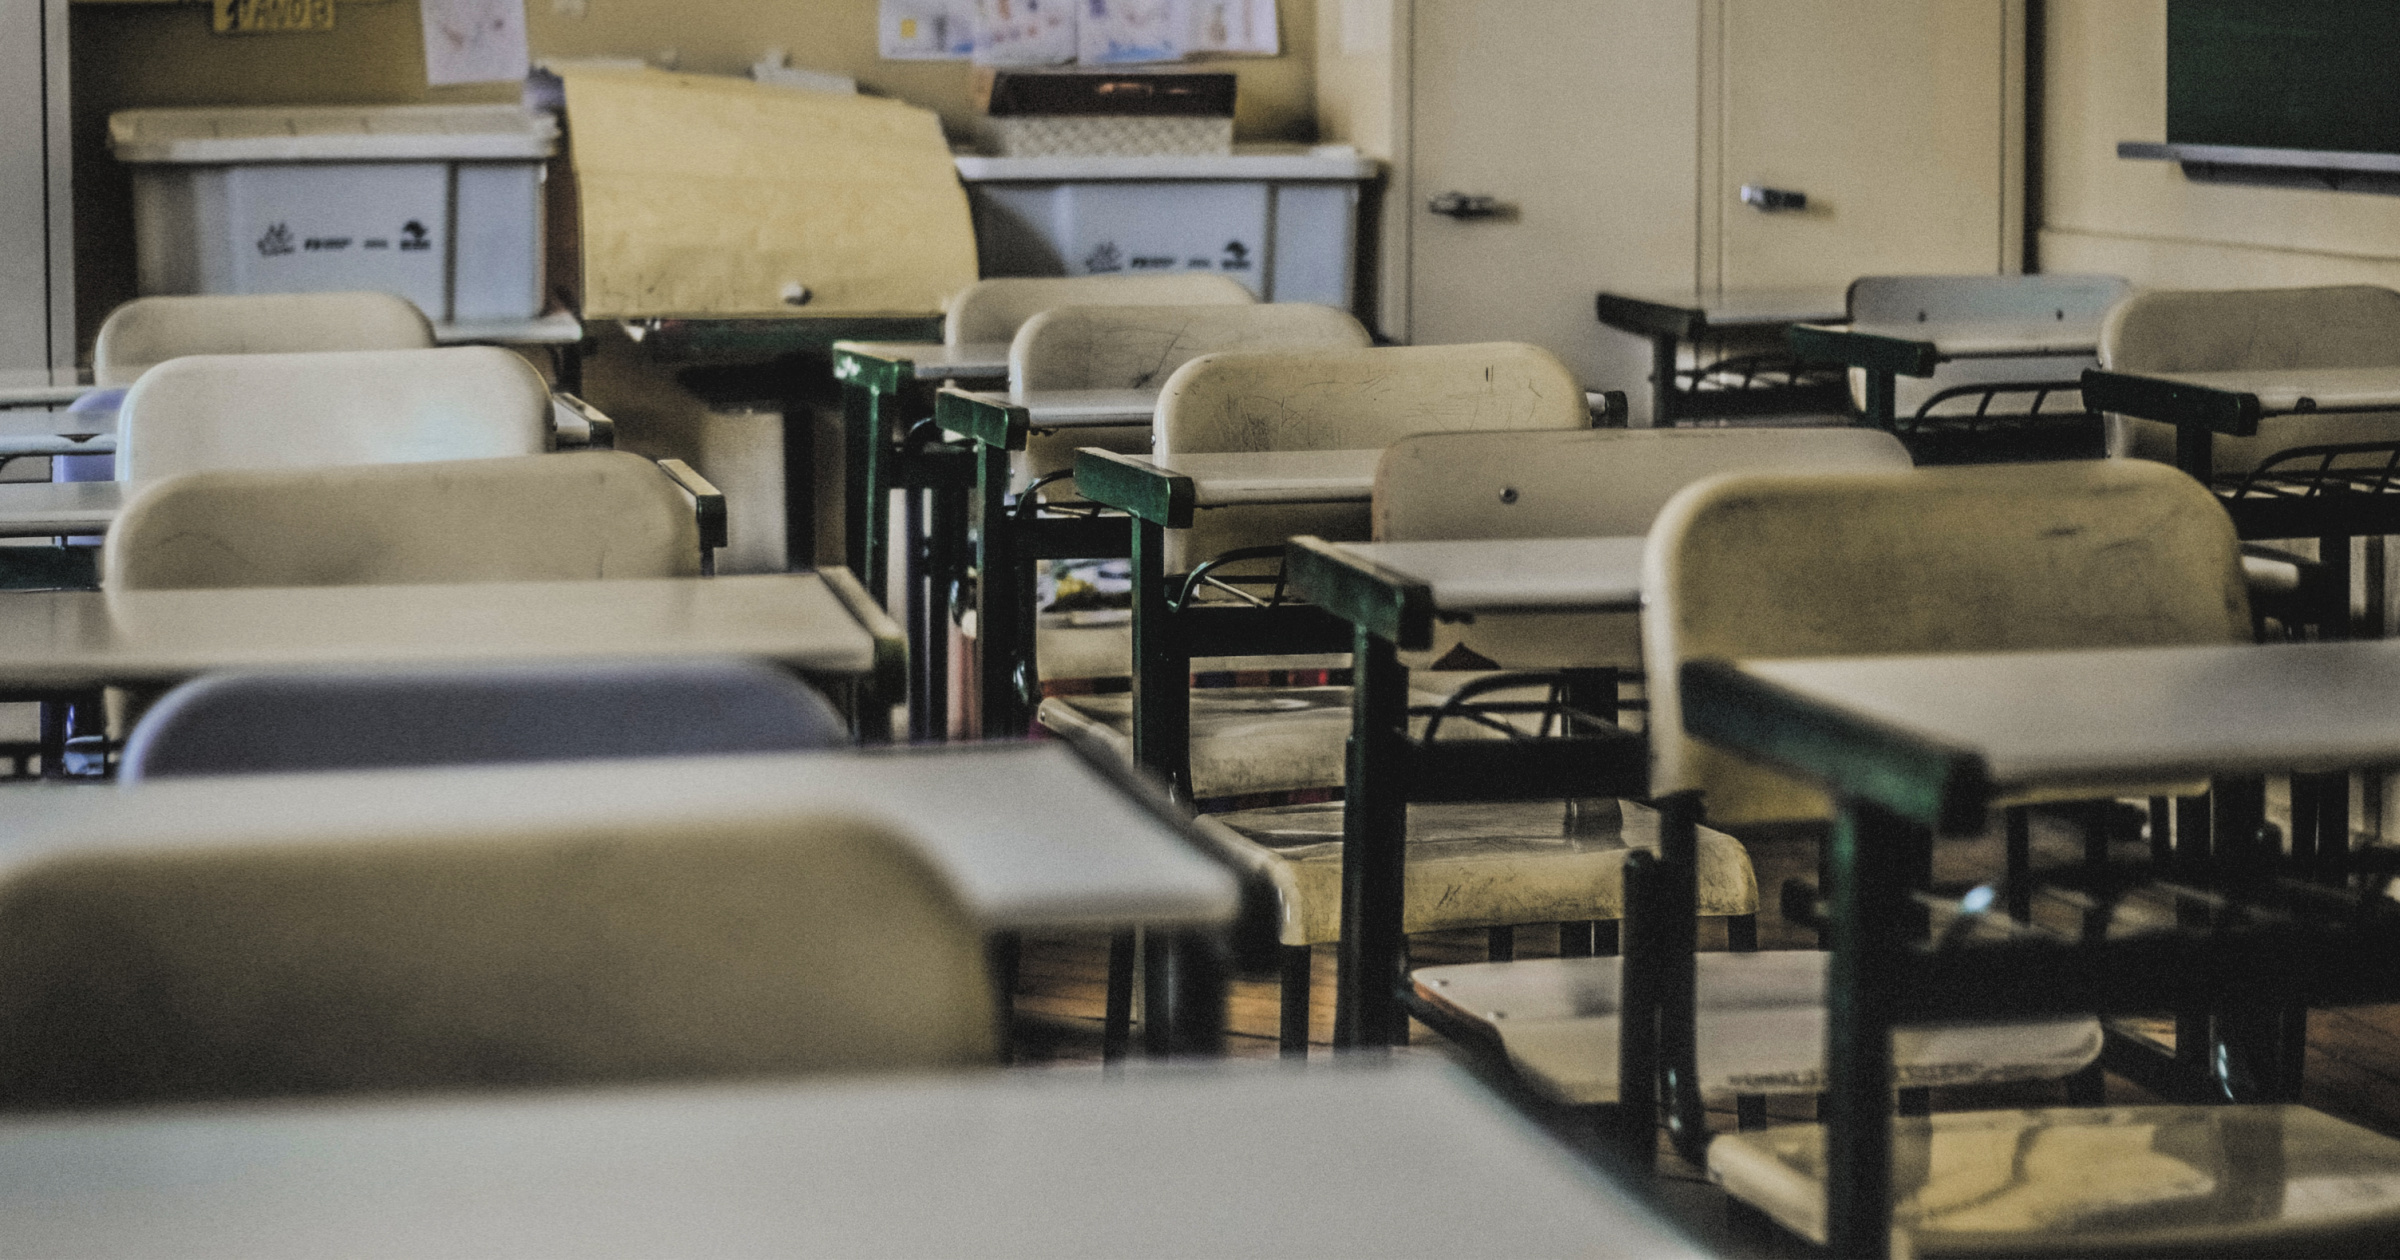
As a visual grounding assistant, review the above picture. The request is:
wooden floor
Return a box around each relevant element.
[1003,808,2400,1254]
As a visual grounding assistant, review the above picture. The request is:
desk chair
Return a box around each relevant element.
[1848,273,2128,464]
[118,658,846,782]
[976,304,1372,728]
[93,292,437,388]
[0,811,993,1108]
[1640,462,2400,1255]
[942,273,1255,345]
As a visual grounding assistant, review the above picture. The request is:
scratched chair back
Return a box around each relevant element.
[943,273,1255,347]
[2100,285,2400,472]
[1646,459,2251,825]
[1157,341,1587,571]
[106,451,703,590]
[116,346,549,485]
[0,811,994,1107]
[92,292,436,388]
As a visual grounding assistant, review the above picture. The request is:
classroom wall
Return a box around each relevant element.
[68,0,1320,346]
[2040,0,2400,288]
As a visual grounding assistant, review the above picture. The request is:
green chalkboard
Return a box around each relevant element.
[2169,0,2400,155]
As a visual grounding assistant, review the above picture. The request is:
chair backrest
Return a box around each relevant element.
[2098,285,2400,469]
[93,292,436,388]
[116,346,550,485]
[0,811,995,1107]
[1846,274,2131,420]
[1159,342,1588,565]
[943,272,1255,346]
[1644,459,2252,825]
[119,659,849,782]
[1375,427,1914,542]
[106,450,701,590]
[1012,302,1369,393]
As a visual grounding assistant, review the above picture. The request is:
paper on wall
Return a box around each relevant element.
[421,0,529,86]
[213,0,334,34]
[880,0,978,60]
[1079,0,1185,65]
[555,67,977,318]
[972,0,1078,66]
[1188,0,1276,56]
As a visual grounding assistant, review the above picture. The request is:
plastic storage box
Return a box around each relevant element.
[954,146,1379,309]
[110,104,559,324]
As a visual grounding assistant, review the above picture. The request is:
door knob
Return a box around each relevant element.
[1427,191,1505,219]
[1739,184,1807,211]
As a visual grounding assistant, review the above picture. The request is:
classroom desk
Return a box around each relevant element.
[1285,534,1650,1047]
[1593,286,1849,425]
[935,386,1160,735]
[0,480,120,538]
[831,342,1012,741]
[0,572,904,739]
[1788,318,2100,431]
[0,381,88,409]
[1678,638,2400,1257]
[0,1061,1703,1259]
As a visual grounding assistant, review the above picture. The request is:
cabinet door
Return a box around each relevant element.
[0,0,67,383]
[1405,0,1700,394]
[1712,0,2019,288]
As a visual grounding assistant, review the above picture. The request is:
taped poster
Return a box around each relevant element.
[421,0,529,85]
[1079,0,1185,65]
[1188,0,1276,56]
[879,0,978,60]
[973,0,1078,66]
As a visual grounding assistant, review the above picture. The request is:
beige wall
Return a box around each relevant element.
[2041,0,2400,288]
[68,0,1319,344]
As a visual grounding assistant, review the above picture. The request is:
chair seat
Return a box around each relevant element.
[1196,798,1759,946]
[1412,951,2099,1104]
[1039,687,1360,800]
[1709,1104,2400,1256]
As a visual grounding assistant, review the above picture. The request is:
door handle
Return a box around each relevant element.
[1427,191,1506,219]
[1739,184,1807,211]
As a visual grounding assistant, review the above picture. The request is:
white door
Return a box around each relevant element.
[1405,0,1701,398]
[0,0,71,385]
[1710,0,2020,289]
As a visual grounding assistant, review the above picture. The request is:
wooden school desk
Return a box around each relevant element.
[1594,286,1848,425]
[1284,534,1651,1047]
[1680,638,2400,1257]
[0,1061,1704,1259]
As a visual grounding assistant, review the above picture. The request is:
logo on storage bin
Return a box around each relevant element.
[399,221,433,252]
[256,222,296,257]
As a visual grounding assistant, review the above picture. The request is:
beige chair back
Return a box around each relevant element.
[117,346,551,484]
[94,292,436,388]
[0,811,995,1107]
[1012,302,1371,488]
[1159,342,1586,568]
[2099,285,2400,471]
[943,273,1254,346]
[107,451,701,590]
[1645,459,2251,825]
[1374,427,1912,672]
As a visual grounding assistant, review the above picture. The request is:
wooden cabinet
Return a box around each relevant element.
[1329,0,2023,422]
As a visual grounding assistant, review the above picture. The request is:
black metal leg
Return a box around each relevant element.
[1736,1094,1766,1130]
[36,699,67,780]
[2172,421,2213,483]
[2004,805,2032,922]
[1617,848,1662,1171]
[1725,914,1757,952]
[1650,333,1680,427]
[1334,628,1410,1049]
[1280,945,1313,1058]
[904,483,934,741]
[1558,921,1593,958]
[1102,929,1136,1064]
[1156,932,1229,1058]
[970,441,1017,737]
[987,931,1020,1063]
[923,462,968,741]
[1485,926,1515,961]
[781,358,816,572]
[1864,368,1897,430]
[841,378,876,585]
[1593,920,1620,956]
[1655,793,1708,1166]
[1824,798,1914,1260]
[1129,518,1191,801]
[1142,930,1173,1057]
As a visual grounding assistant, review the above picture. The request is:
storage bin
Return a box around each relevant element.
[110,105,559,324]
[954,146,1378,309]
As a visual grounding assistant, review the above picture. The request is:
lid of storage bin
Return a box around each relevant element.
[110,104,558,164]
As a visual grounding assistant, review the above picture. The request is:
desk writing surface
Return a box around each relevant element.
[835,340,1012,379]
[2130,367,2400,415]
[1599,286,1849,332]
[0,382,88,409]
[1010,387,1161,427]
[0,743,1237,931]
[0,481,122,538]
[0,433,112,460]
[0,575,876,688]
[1737,640,2400,792]
[0,1062,1699,1259]
[1160,449,1383,505]
[1831,321,2100,359]
[1337,537,1648,613]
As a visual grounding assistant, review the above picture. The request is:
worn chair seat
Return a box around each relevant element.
[1709,1105,2400,1257]
[1197,798,1759,947]
[1414,950,2098,1105]
[1041,686,1365,801]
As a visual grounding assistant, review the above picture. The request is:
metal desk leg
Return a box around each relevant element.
[781,359,817,571]
[1650,334,1680,427]
[841,377,879,587]
[1863,368,1897,430]
[1334,626,1410,1050]
[1129,517,1192,802]
[970,440,1018,738]
[1824,797,1913,1260]
[2173,422,2214,483]
[1138,931,1230,1058]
